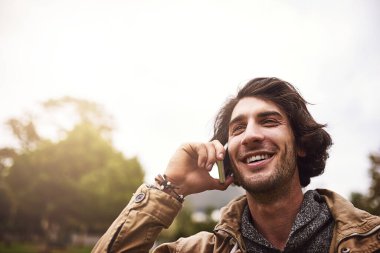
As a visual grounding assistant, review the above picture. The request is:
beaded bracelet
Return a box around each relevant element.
[154,174,185,203]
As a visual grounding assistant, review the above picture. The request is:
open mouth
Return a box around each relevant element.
[245,153,273,164]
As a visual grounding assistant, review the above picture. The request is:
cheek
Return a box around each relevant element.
[267,128,295,145]
[227,136,240,153]
[227,138,242,168]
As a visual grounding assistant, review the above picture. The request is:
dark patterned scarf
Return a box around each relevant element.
[241,190,334,253]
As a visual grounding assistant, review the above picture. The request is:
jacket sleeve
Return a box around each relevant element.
[91,184,182,253]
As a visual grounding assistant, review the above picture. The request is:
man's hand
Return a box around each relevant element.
[164,140,234,196]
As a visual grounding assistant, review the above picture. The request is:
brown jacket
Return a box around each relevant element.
[92,185,380,253]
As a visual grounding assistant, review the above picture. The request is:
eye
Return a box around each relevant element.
[262,118,280,127]
[230,124,246,136]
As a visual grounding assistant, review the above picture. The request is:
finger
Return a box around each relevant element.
[205,142,218,171]
[195,143,208,168]
[211,140,225,160]
[209,176,233,191]
[224,175,234,186]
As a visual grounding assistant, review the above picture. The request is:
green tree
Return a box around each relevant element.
[351,151,380,215]
[1,97,144,246]
[158,205,218,243]
[0,185,13,237]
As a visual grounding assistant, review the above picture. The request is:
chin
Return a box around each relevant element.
[241,170,287,193]
[242,180,274,193]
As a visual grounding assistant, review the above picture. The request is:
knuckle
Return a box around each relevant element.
[205,142,215,149]
[195,143,207,156]
[198,143,207,151]
[211,139,222,146]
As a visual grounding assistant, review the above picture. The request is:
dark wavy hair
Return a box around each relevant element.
[211,77,332,187]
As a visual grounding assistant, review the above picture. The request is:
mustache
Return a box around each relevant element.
[237,143,278,159]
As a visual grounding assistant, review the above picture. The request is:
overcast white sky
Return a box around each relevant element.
[1,0,380,199]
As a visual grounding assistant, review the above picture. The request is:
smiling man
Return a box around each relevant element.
[92,78,380,253]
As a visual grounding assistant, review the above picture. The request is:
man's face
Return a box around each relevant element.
[227,97,299,194]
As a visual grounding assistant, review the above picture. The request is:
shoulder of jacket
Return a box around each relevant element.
[317,188,379,224]
[317,188,380,251]
[155,231,231,253]
[214,194,247,232]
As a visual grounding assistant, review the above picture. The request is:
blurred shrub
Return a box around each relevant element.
[0,97,144,247]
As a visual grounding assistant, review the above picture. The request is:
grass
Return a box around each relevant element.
[0,242,38,253]
[0,242,92,253]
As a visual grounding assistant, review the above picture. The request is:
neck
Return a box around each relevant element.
[246,181,303,250]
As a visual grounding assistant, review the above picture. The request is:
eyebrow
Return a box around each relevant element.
[229,110,283,127]
[257,111,283,119]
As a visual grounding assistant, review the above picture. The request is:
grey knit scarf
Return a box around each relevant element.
[241,190,334,253]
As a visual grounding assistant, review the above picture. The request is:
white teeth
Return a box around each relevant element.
[246,154,270,163]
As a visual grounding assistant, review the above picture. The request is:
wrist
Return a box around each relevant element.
[163,174,188,196]
[154,174,185,203]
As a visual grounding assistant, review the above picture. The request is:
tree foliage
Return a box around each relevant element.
[351,151,380,215]
[158,205,218,244]
[42,96,114,136]
[0,97,144,243]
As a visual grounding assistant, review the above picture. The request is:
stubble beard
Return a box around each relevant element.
[233,144,298,195]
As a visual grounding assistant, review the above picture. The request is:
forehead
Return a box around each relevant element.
[230,97,285,120]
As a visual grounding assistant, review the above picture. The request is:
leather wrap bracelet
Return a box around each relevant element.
[154,174,185,203]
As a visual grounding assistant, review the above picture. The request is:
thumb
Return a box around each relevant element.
[210,175,234,191]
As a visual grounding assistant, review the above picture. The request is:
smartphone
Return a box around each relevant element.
[217,146,233,183]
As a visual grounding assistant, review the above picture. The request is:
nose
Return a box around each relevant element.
[241,120,264,145]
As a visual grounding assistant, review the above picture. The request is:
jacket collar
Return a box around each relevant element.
[214,194,247,250]
[317,189,380,246]
[214,188,380,251]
